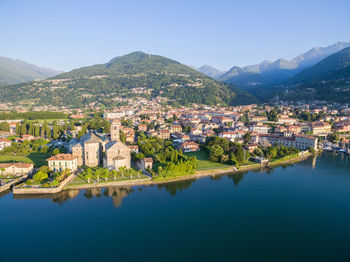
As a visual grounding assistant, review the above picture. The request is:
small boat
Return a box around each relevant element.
[323,146,332,151]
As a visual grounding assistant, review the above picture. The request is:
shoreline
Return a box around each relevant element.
[63,152,313,190]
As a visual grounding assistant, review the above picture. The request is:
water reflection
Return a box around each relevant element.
[10,152,349,209]
[104,187,134,208]
[82,186,134,208]
[0,189,10,198]
[13,186,134,209]
[156,179,196,196]
[227,172,245,186]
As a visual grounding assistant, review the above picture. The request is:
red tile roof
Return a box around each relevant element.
[0,162,33,168]
[47,154,76,161]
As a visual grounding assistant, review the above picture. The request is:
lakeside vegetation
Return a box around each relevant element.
[133,134,197,181]
[184,151,231,170]
[0,139,51,167]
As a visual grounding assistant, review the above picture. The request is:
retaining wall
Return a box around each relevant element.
[13,174,76,195]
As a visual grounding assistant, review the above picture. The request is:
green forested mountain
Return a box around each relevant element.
[277,47,350,103]
[0,51,257,108]
[0,56,61,85]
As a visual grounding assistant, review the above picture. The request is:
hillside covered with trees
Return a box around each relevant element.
[0,52,257,108]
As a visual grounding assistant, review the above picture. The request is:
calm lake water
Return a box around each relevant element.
[1,152,350,262]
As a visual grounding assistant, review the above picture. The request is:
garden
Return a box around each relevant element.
[22,166,71,188]
[68,166,149,186]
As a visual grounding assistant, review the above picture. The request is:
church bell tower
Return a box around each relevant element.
[110,119,120,141]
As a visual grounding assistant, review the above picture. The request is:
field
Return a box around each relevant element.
[184,151,232,171]
[0,153,47,167]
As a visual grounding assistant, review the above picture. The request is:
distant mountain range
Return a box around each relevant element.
[0,56,62,85]
[277,47,350,103]
[197,42,350,89]
[1,41,349,107]
[0,51,257,108]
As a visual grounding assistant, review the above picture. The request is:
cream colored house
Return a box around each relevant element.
[47,154,78,172]
[0,162,34,176]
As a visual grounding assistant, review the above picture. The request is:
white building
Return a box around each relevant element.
[0,138,11,151]
[47,154,78,172]
[249,124,269,134]
[259,134,318,151]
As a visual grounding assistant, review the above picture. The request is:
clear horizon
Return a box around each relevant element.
[1,0,349,71]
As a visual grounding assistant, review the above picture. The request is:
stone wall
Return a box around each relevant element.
[13,173,76,195]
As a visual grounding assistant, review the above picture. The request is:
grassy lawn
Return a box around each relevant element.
[0,153,47,167]
[270,153,302,164]
[0,155,33,164]
[27,153,48,167]
[184,151,232,171]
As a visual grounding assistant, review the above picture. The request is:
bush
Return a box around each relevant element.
[308,147,315,154]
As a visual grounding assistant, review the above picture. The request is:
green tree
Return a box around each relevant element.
[85,168,93,183]
[0,121,10,132]
[33,171,48,182]
[52,148,60,156]
[209,144,224,162]
[235,145,246,164]
[101,169,109,182]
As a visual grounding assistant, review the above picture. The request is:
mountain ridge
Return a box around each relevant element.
[219,41,350,87]
[0,51,257,108]
[276,47,350,103]
[0,56,62,85]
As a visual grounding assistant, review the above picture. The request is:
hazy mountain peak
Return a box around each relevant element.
[290,41,350,68]
[219,41,350,87]
[0,56,62,85]
[198,64,223,79]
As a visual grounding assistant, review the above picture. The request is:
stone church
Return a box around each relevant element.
[103,119,131,170]
[72,119,131,170]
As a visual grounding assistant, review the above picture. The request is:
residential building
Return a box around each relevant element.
[0,138,11,151]
[137,157,153,171]
[311,122,332,136]
[0,163,34,176]
[259,134,318,151]
[181,141,200,152]
[47,154,78,172]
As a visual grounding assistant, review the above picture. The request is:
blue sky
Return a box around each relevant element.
[1,0,349,71]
